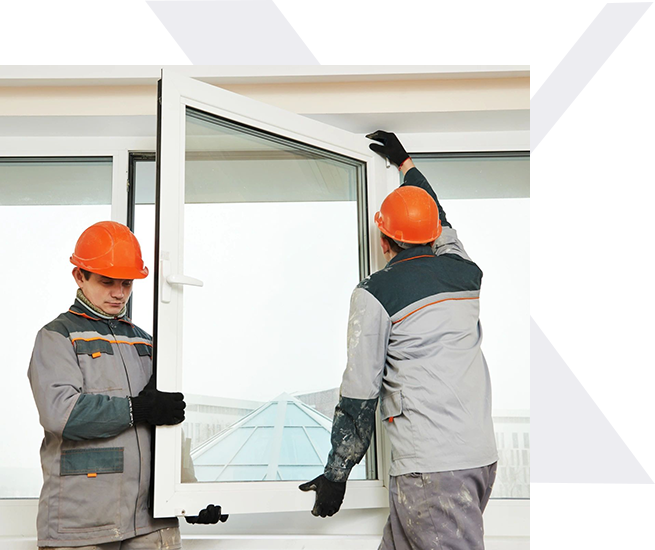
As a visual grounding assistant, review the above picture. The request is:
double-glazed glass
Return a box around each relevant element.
[181,109,368,483]
[0,157,112,497]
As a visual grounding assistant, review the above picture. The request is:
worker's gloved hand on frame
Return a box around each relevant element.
[185,504,229,524]
[130,374,186,426]
[299,474,346,518]
[366,130,410,168]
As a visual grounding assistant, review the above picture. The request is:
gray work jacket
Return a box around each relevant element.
[325,168,498,481]
[28,299,177,547]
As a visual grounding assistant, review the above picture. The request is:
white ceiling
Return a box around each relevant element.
[0,67,529,137]
[0,65,529,87]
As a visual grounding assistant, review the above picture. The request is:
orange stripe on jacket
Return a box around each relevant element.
[68,309,100,321]
[392,296,479,324]
[393,255,435,265]
[71,336,152,347]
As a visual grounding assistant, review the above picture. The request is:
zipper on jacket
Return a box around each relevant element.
[109,322,143,538]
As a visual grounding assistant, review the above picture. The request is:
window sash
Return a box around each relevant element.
[153,70,388,517]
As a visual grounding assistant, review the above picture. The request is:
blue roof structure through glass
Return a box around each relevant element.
[189,393,367,482]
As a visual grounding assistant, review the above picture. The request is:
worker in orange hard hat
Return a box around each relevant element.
[375,185,441,245]
[69,221,149,317]
[71,220,150,278]
[301,132,497,550]
[28,221,226,550]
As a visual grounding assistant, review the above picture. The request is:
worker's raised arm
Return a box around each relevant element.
[367,130,451,228]
[367,130,472,262]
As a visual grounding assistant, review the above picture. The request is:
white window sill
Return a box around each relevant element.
[0,498,529,543]
[1,535,529,550]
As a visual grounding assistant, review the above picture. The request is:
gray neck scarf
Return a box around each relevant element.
[76,289,126,319]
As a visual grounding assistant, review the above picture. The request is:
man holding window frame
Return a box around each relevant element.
[300,132,498,550]
[28,221,225,550]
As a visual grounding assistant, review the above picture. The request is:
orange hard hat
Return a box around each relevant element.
[374,186,442,244]
[70,221,149,279]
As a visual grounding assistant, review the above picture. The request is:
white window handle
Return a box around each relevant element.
[166,274,203,287]
[160,258,203,303]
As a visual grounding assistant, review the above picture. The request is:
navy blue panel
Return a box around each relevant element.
[359,247,482,318]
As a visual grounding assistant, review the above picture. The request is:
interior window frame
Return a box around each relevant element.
[0,152,119,502]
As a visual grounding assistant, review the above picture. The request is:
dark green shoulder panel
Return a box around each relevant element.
[43,307,152,342]
[42,311,89,338]
[358,252,482,318]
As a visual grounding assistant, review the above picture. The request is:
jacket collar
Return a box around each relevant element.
[387,245,434,267]
[70,297,131,323]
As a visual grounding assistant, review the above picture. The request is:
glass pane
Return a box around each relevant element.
[0,157,112,205]
[0,157,112,498]
[412,155,529,499]
[181,108,367,483]
[132,159,156,335]
[411,154,529,199]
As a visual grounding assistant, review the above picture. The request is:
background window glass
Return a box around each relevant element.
[131,156,156,335]
[0,157,112,498]
[411,153,530,499]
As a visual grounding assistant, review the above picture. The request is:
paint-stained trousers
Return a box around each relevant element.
[379,463,497,550]
[39,527,182,550]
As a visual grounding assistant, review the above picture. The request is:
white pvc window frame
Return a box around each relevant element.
[153,70,390,518]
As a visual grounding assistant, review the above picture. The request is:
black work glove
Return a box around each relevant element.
[366,130,410,167]
[185,504,229,524]
[130,374,186,425]
[299,475,346,517]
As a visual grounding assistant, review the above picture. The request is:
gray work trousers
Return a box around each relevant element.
[379,462,497,550]
[39,527,182,550]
